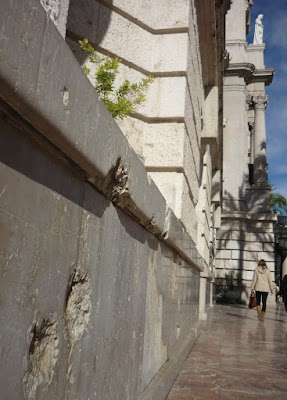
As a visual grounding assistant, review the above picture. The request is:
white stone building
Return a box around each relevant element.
[0,0,276,398]
[65,0,232,316]
[39,0,276,299]
[215,0,276,301]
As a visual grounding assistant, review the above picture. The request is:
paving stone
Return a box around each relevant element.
[167,303,287,399]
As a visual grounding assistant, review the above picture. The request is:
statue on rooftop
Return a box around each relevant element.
[253,14,264,44]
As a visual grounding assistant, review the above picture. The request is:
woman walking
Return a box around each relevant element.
[251,259,273,321]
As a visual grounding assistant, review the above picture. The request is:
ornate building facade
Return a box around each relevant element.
[215,0,276,302]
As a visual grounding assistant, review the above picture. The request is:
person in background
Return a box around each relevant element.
[251,259,273,321]
[279,274,287,312]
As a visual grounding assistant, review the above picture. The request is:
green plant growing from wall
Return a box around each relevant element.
[224,269,242,292]
[79,38,153,119]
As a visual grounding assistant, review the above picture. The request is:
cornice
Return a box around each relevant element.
[225,62,255,83]
[225,63,275,86]
[251,69,275,86]
[247,43,266,52]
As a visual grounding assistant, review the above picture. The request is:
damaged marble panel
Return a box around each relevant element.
[23,313,59,400]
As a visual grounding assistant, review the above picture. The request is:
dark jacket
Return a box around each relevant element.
[280,275,287,302]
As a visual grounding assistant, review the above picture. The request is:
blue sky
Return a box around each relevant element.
[247,0,287,199]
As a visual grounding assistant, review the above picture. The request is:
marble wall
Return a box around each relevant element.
[0,106,200,400]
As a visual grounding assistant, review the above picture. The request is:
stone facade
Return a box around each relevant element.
[65,0,230,265]
[0,0,276,399]
[215,0,276,301]
[0,0,232,398]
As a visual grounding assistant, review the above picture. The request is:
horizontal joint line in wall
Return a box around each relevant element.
[97,0,188,35]
[130,113,185,124]
[67,31,187,78]
[146,166,184,173]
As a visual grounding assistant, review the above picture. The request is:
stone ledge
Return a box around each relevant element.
[221,212,277,222]
[0,0,204,272]
[252,68,275,86]
[225,62,255,83]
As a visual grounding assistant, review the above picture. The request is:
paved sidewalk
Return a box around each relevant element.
[167,303,287,399]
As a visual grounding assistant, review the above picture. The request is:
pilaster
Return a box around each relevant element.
[199,276,207,320]
[253,94,268,185]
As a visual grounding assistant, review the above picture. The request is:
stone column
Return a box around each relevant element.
[210,281,214,308]
[250,123,255,165]
[199,276,207,320]
[253,94,268,185]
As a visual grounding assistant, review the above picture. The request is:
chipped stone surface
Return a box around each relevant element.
[65,267,91,347]
[111,158,130,206]
[23,313,59,400]
[40,0,70,37]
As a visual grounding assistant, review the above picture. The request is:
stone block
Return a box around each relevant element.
[185,84,201,145]
[149,172,184,219]
[216,249,231,260]
[214,205,221,229]
[257,232,275,243]
[183,131,200,204]
[220,259,257,272]
[215,259,227,269]
[197,237,209,265]
[212,170,221,203]
[138,76,186,118]
[218,240,251,251]
[153,33,187,72]
[267,262,276,274]
[263,242,275,252]
[226,0,248,41]
[247,44,265,69]
[246,220,274,231]
[241,260,257,271]
[68,1,188,73]
[163,208,204,272]
[216,229,232,241]
[244,241,264,252]
[181,192,198,245]
[220,219,245,231]
[116,116,145,154]
[226,42,250,64]
[231,250,257,261]
[257,252,275,263]
[231,231,257,241]
[144,124,185,168]
[103,0,189,30]
[241,270,254,281]
[202,86,219,140]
